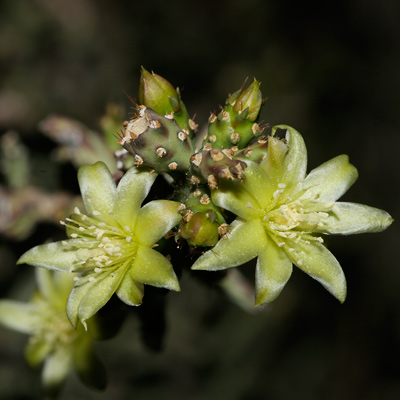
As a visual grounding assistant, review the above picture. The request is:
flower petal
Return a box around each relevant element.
[17,241,77,273]
[35,269,73,309]
[0,300,38,334]
[317,202,394,235]
[131,245,180,291]
[258,134,289,183]
[42,346,73,398]
[269,125,308,188]
[191,218,267,271]
[285,239,346,303]
[302,155,358,202]
[35,268,58,304]
[114,167,157,229]
[212,181,260,220]
[116,271,144,306]
[241,161,274,209]
[255,237,293,306]
[25,337,52,367]
[78,162,117,223]
[66,265,127,329]
[134,200,182,246]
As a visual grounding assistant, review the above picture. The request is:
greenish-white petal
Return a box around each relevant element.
[116,271,144,306]
[258,135,289,183]
[302,155,358,202]
[53,271,76,301]
[66,264,127,328]
[78,162,117,224]
[0,300,39,334]
[285,239,346,302]
[114,167,157,229]
[35,268,58,304]
[131,245,180,291]
[66,280,93,329]
[134,200,182,246]
[73,337,107,390]
[191,218,267,271]
[25,338,52,367]
[270,125,307,187]
[42,346,72,398]
[212,181,261,220]
[78,267,127,329]
[35,269,73,310]
[17,241,77,272]
[317,202,394,235]
[255,237,293,306]
[241,161,274,209]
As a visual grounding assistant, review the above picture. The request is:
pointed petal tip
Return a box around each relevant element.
[254,288,283,307]
[16,248,38,266]
[254,297,265,307]
[16,254,26,265]
[81,319,88,332]
[161,277,181,292]
[330,280,346,304]
[190,262,206,271]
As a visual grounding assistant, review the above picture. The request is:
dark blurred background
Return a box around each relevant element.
[0,0,399,399]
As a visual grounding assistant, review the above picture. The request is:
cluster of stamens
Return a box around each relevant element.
[60,207,137,283]
[261,186,336,266]
[31,300,77,350]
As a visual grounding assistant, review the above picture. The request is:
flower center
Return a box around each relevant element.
[31,301,77,350]
[261,186,334,248]
[61,208,138,280]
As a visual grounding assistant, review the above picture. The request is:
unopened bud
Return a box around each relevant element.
[180,212,219,247]
[139,67,180,115]
[229,79,262,122]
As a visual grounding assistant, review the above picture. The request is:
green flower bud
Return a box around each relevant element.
[180,212,219,247]
[138,67,180,115]
[228,79,262,122]
[138,68,195,134]
[202,80,264,150]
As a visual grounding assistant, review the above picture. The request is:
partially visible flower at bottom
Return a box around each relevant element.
[0,268,106,399]
[17,162,182,328]
[192,126,393,305]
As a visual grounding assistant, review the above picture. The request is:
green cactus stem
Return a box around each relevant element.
[233,134,270,164]
[118,106,195,174]
[189,147,248,188]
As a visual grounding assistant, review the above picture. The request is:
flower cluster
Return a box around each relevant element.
[0,69,393,396]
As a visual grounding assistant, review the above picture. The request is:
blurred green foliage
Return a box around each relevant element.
[0,1,399,399]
